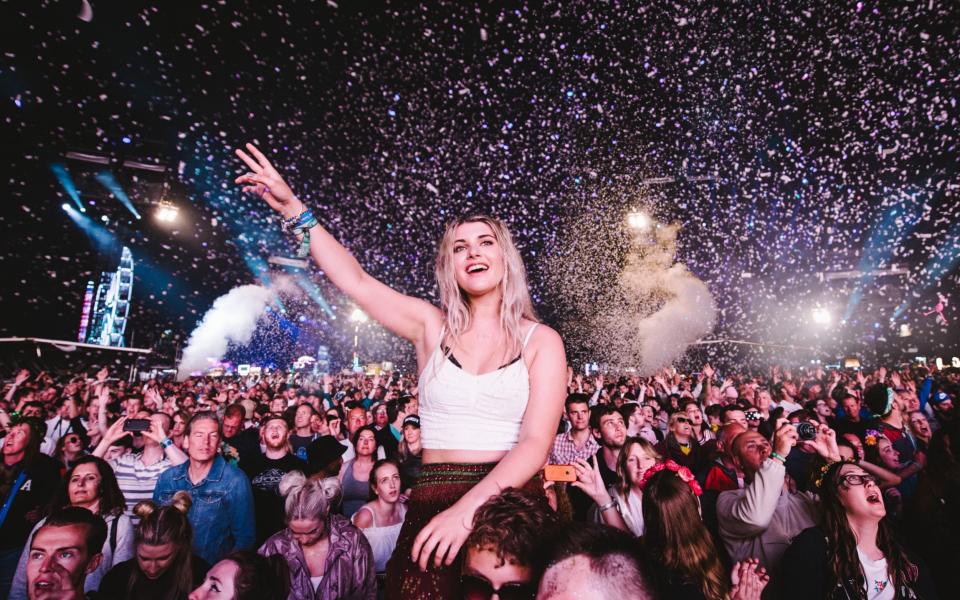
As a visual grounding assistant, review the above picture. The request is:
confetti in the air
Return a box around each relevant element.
[1,1,957,370]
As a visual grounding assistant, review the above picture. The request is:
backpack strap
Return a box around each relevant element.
[109,515,119,555]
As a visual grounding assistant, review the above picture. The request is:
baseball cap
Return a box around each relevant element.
[402,415,421,428]
[931,391,952,404]
[305,435,348,474]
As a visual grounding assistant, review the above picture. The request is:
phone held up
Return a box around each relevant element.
[123,419,151,433]
[543,464,577,483]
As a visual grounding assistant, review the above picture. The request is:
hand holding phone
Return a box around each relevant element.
[543,464,577,483]
[123,419,151,433]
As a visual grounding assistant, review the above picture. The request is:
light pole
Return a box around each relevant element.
[350,308,368,371]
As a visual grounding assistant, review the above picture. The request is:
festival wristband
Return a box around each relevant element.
[769,451,787,464]
[159,437,174,450]
[282,208,319,258]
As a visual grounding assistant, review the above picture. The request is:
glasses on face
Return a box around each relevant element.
[838,473,878,488]
[675,417,692,425]
[65,436,81,444]
[461,574,536,600]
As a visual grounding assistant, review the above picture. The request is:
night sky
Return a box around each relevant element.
[2,0,958,371]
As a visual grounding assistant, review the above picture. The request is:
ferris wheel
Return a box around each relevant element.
[87,246,134,347]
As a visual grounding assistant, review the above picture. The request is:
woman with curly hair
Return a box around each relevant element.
[460,487,558,600]
[780,460,938,599]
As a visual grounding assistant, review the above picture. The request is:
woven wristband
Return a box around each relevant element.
[283,208,319,257]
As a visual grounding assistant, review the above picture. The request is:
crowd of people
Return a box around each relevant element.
[0,360,956,599]
[1,145,956,600]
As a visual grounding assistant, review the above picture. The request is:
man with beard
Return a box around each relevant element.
[242,413,306,545]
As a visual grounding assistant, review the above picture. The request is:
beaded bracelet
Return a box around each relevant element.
[282,208,319,258]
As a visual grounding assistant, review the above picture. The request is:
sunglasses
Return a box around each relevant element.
[838,473,878,488]
[64,436,81,444]
[675,417,692,425]
[461,574,535,600]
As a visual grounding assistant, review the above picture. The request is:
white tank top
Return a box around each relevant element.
[418,324,538,451]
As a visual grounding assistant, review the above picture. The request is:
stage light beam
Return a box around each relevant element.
[95,171,141,220]
[51,163,86,212]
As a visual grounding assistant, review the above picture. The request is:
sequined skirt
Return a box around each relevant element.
[384,462,542,600]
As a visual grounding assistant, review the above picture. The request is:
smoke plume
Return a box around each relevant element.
[548,221,716,373]
[176,279,290,380]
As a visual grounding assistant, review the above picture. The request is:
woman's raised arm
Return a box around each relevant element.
[235,143,442,348]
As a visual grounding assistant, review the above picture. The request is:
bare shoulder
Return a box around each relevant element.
[524,322,566,369]
[351,505,374,529]
[526,321,564,351]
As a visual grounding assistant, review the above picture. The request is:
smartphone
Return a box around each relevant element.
[543,464,577,483]
[123,419,151,432]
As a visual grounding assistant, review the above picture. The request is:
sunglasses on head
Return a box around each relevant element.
[461,574,535,600]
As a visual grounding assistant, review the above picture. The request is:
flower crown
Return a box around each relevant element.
[638,459,703,496]
[864,429,881,447]
[814,458,857,489]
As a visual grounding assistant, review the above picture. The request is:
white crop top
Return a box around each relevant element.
[418,325,538,451]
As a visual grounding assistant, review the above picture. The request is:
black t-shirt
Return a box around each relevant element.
[376,425,401,460]
[222,427,261,469]
[98,555,210,600]
[288,433,318,461]
[242,452,307,544]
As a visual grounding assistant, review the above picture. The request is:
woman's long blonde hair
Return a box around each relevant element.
[435,215,538,359]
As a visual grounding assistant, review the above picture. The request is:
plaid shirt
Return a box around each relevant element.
[549,430,600,465]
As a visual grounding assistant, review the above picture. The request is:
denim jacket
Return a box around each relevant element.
[153,455,255,564]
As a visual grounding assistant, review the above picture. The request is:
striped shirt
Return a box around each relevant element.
[110,452,173,515]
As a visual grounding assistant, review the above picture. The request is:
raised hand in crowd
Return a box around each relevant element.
[729,558,768,600]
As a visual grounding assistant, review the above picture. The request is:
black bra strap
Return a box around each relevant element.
[443,347,521,371]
